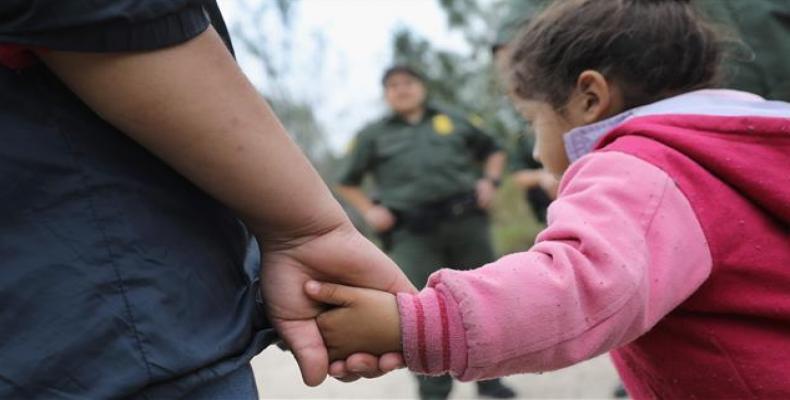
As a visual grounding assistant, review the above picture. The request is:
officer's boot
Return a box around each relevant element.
[416,374,453,400]
[476,378,517,399]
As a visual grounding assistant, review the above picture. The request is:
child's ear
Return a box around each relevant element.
[574,70,622,124]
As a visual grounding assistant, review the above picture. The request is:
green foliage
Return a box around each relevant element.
[491,179,543,255]
[231,0,339,177]
[232,0,293,81]
[267,100,341,177]
[438,0,481,28]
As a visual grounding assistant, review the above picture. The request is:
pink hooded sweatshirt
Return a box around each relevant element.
[397,90,790,399]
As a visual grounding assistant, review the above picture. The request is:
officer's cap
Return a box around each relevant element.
[382,65,425,86]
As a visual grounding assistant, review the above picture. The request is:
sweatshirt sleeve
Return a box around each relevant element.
[396,151,712,380]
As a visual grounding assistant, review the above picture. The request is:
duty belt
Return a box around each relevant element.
[392,191,483,234]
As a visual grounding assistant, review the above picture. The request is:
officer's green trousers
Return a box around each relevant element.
[389,213,493,287]
[387,213,502,399]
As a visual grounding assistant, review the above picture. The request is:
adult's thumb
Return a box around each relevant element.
[276,319,329,386]
[304,281,354,306]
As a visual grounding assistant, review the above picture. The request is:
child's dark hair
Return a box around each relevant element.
[509,0,723,109]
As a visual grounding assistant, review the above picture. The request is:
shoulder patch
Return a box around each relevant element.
[468,114,485,128]
[432,114,455,136]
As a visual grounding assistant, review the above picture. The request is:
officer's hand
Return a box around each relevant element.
[364,205,397,232]
[260,222,415,386]
[476,178,497,209]
[512,170,542,190]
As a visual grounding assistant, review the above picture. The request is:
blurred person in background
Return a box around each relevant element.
[336,65,515,400]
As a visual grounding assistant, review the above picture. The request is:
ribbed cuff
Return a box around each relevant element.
[397,286,467,376]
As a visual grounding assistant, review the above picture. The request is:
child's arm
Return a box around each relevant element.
[394,151,711,381]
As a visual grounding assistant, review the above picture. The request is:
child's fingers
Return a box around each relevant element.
[328,360,359,382]
[378,352,406,372]
[345,353,386,379]
[304,281,357,306]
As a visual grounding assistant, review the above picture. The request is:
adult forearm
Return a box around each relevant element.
[513,169,543,189]
[484,151,506,180]
[37,27,347,242]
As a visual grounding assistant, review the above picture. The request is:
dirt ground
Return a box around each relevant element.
[252,346,621,399]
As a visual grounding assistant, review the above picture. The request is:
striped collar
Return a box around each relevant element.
[562,89,785,162]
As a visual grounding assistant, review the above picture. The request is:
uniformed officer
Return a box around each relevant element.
[337,65,516,400]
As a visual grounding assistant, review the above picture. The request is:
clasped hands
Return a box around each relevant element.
[260,221,414,386]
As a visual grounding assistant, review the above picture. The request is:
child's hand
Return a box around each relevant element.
[305,280,402,361]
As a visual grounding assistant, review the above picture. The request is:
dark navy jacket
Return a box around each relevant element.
[0,1,274,398]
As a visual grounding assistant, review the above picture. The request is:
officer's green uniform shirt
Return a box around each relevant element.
[339,106,500,211]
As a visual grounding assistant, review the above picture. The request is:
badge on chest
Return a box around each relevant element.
[432,114,455,136]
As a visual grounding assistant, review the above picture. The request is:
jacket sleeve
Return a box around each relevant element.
[396,150,712,380]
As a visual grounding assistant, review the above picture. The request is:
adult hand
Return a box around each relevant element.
[364,205,397,232]
[260,222,415,386]
[475,178,497,209]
